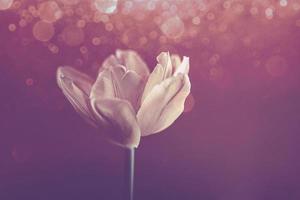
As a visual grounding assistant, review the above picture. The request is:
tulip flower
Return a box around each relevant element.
[57,49,190,148]
[56,49,191,200]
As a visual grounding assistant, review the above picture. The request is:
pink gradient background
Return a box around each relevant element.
[1,2,300,199]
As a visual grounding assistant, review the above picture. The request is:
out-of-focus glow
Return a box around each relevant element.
[280,0,288,7]
[0,0,13,10]
[265,56,288,77]
[25,78,34,86]
[94,0,118,14]
[160,16,185,39]
[0,0,299,82]
[38,1,63,23]
[8,23,16,31]
[32,20,55,42]
[61,25,85,46]
[265,7,274,19]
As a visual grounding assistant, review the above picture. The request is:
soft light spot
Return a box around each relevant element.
[80,46,88,54]
[62,25,84,46]
[209,67,223,80]
[11,0,20,9]
[149,30,158,39]
[19,19,27,27]
[279,0,288,7]
[59,0,79,6]
[139,36,147,45]
[105,22,114,31]
[8,23,17,32]
[292,3,300,10]
[0,0,13,10]
[160,16,185,39]
[92,37,101,45]
[38,1,62,23]
[75,58,83,66]
[94,0,118,14]
[207,12,215,20]
[76,19,86,28]
[209,54,220,66]
[265,56,288,77]
[223,1,231,9]
[25,78,34,86]
[192,16,200,25]
[32,20,55,42]
[147,0,156,11]
[265,7,274,19]
[48,43,59,54]
[250,7,259,16]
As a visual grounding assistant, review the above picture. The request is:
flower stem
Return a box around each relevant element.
[125,148,135,200]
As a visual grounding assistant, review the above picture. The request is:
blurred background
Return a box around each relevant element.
[1,0,300,199]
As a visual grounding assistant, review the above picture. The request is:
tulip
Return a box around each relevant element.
[57,49,191,148]
[56,50,191,200]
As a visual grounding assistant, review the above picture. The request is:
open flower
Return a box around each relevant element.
[57,50,191,148]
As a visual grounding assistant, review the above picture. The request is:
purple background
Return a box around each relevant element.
[1,6,300,200]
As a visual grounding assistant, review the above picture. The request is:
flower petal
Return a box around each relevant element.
[101,55,119,70]
[156,51,173,78]
[91,98,141,148]
[174,56,190,75]
[92,65,144,110]
[151,75,191,133]
[56,66,97,126]
[137,74,190,136]
[171,54,181,72]
[120,70,145,111]
[140,63,164,103]
[115,49,150,78]
[140,52,173,103]
[90,68,118,100]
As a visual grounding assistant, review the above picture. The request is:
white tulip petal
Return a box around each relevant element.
[115,49,150,78]
[174,56,190,75]
[92,63,144,110]
[120,70,145,111]
[57,66,97,126]
[156,52,173,78]
[110,65,132,98]
[137,74,190,136]
[141,52,174,103]
[101,55,119,70]
[140,63,164,103]
[171,54,182,72]
[91,98,141,148]
[150,75,191,133]
[90,69,116,99]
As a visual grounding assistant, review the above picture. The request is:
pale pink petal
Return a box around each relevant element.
[150,75,190,133]
[91,98,141,148]
[140,63,164,103]
[91,65,126,100]
[101,55,119,70]
[94,65,144,110]
[56,66,97,126]
[174,56,190,75]
[90,69,116,99]
[140,52,173,103]
[156,52,173,78]
[171,54,181,72]
[137,74,190,136]
[115,49,150,78]
[120,70,145,111]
